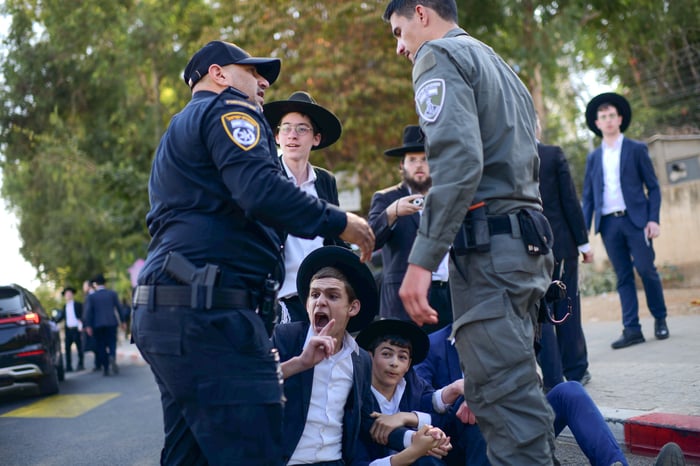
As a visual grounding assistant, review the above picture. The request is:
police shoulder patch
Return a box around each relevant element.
[224,99,258,112]
[415,78,445,123]
[221,112,260,151]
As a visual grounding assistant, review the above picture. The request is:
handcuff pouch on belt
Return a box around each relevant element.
[517,209,553,256]
[454,203,491,255]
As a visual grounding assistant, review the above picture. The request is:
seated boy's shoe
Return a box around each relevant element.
[655,318,670,340]
[611,329,645,349]
[653,442,686,466]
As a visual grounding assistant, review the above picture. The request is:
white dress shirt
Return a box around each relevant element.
[601,134,627,215]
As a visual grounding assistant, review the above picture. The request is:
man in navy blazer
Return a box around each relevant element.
[272,246,411,465]
[368,126,452,334]
[582,92,669,349]
[83,274,123,375]
[536,118,594,389]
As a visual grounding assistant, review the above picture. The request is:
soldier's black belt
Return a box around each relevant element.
[487,215,513,235]
[133,285,253,310]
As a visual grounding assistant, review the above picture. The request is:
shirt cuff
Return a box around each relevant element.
[370,457,393,466]
[433,389,450,413]
[414,411,431,429]
[578,243,591,254]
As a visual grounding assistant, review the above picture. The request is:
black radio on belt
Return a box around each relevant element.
[162,251,219,309]
[454,202,491,255]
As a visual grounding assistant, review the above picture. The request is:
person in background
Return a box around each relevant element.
[582,92,669,349]
[263,91,347,324]
[83,274,122,376]
[60,286,84,372]
[383,1,555,463]
[368,125,452,334]
[536,117,593,391]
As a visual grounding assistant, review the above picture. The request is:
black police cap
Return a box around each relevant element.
[183,41,281,89]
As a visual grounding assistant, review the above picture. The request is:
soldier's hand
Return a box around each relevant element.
[340,212,375,263]
[399,264,438,326]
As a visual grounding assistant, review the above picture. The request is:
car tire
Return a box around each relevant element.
[56,353,65,382]
[38,365,60,396]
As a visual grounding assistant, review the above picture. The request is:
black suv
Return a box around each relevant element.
[0,284,64,396]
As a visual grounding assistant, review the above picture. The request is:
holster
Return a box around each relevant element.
[454,204,491,255]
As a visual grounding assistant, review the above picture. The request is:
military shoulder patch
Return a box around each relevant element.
[415,78,445,123]
[221,112,260,151]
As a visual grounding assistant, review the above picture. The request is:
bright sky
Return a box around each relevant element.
[0,192,40,288]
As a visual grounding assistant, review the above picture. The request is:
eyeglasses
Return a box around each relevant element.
[278,123,313,136]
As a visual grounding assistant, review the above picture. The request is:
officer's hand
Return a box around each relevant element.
[399,265,437,326]
[340,212,375,263]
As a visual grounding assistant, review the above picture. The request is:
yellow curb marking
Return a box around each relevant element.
[0,393,120,418]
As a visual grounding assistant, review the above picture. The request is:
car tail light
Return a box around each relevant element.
[16,349,46,358]
[0,313,41,325]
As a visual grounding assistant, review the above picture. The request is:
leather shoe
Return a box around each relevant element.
[655,318,670,340]
[576,370,592,386]
[611,330,645,349]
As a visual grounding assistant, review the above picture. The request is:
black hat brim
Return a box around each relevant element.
[296,246,377,333]
[355,319,429,366]
[263,100,342,150]
[585,92,632,138]
[384,143,425,158]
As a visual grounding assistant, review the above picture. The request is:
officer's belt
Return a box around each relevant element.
[133,285,253,310]
[486,214,513,235]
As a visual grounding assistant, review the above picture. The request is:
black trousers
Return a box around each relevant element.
[64,327,84,369]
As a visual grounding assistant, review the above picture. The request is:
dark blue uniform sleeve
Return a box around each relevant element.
[204,96,347,239]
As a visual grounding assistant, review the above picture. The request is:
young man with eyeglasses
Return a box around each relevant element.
[264,91,349,323]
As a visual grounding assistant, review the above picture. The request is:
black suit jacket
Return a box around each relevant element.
[272,322,380,466]
[283,158,346,247]
[368,182,420,318]
[537,143,589,261]
[60,301,83,329]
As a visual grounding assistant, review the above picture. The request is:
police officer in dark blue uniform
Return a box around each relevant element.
[131,41,374,466]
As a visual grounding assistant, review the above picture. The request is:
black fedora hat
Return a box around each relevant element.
[263,91,342,150]
[297,246,377,333]
[355,319,429,366]
[384,125,425,157]
[585,92,632,138]
[183,41,281,89]
[61,286,76,296]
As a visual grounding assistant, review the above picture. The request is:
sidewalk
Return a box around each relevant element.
[576,314,700,461]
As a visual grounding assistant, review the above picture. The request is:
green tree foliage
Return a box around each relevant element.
[1,0,697,293]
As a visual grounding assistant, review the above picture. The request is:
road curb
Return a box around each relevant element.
[599,407,700,461]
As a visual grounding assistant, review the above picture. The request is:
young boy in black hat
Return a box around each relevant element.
[356,319,459,465]
[274,245,442,466]
[263,91,348,324]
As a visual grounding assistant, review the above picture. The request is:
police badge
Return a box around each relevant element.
[221,112,260,150]
[415,79,445,123]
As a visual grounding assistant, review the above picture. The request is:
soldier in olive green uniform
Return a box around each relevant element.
[383,1,555,465]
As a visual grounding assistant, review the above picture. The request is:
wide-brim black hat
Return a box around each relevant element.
[585,92,632,138]
[384,125,425,157]
[263,91,342,150]
[184,40,281,89]
[61,286,76,296]
[355,319,429,366]
[297,246,377,333]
